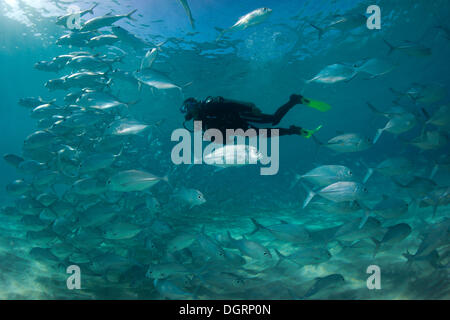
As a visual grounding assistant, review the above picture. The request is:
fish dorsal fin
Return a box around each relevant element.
[279,219,289,224]
[105,11,113,16]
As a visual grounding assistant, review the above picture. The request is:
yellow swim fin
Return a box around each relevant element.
[302,97,331,112]
[302,125,323,139]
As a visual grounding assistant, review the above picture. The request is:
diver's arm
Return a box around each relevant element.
[203,96,255,115]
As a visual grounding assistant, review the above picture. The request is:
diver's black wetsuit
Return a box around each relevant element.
[193,95,303,137]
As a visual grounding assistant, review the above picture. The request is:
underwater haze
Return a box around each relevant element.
[0,0,449,299]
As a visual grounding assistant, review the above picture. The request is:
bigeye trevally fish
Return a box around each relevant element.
[384,39,432,57]
[80,9,138,32]
[314,133,373,153]
[107,169,168,192]
[203,144,263,168]
[56,3,98,27]
[178,0,196,29]
[133,69,182,92]
[216,7,272,41]
[307,63,359,84]
[310,13,367,39]
[367,103,417,144]
[302,181,369,208]
[294,165,354,187]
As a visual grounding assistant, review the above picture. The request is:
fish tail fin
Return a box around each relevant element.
[226,231,236,246]
[402,250,414,264]
[407,199,419,214]
[366,102,384,116]
[391,177,406,188]
[215,28,226,41]
[190,18,196,30]
[363,167,374,184]
[429,164,439,180]
[122,98,141,106]
[105,78,113,89]
[301,183,316,208]
[115,146,124,158]
[300,77,311,85]
[373,128,384,144]
[274,248,286,267]
[309,23,324,40]
[432,203,439,218]
[389,87,400,96]
[126,9,138,20]
[358,208,370,229]
[162,167,175,188]
[360,159,373,181]
[156,40,168,52]
[421,107,431,120]
[383,39,396,55]
[289,173,302,190]
[182,81,193,88]
[88,2,98,14]
[311,134,324,146]
[249,218,264,235]
[371,237,381,258]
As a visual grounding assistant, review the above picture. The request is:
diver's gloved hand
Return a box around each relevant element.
[289,94,304,104]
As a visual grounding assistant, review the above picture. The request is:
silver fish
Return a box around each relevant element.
[297,165,353,187]
[107,170,168,192]
[303,181,368,208]
[80,9,138,32]
[216,7,272,40]
[249,218,311,243]
[178,0,195,29]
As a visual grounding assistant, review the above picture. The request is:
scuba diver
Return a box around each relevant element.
[180,94,330,139]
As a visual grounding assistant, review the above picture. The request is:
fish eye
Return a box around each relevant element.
[349,171,352,175]
[107,180,111,184]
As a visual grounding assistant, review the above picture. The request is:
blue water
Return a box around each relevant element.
[0,0,449,299]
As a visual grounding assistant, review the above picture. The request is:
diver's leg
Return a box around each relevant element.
[271,94,304,126]
[241,94,303,124]
[258,125,305,137]
[241,113,275,123]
